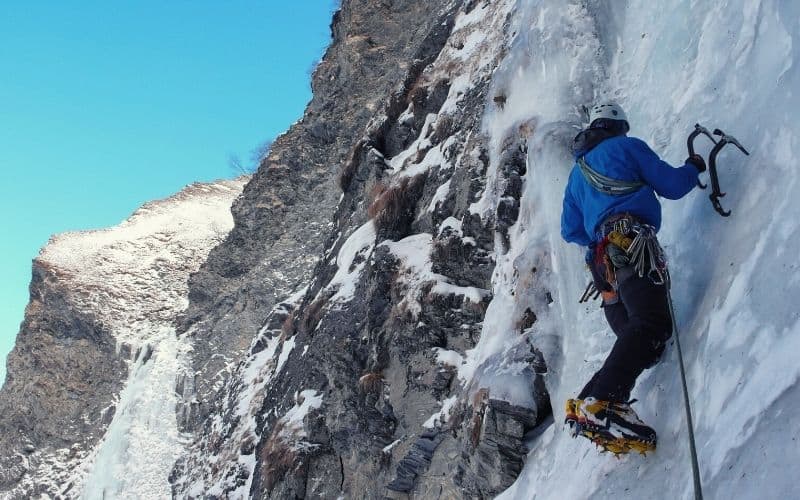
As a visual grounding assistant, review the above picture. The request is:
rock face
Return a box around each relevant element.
[178,0,470,433]
[173,0,552,498]
[0,264,127,497]
[2,1,555,498]
[6,1,799,498]
[0,180,245,497]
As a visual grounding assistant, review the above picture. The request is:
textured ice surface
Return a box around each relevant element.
[477,1,800,498]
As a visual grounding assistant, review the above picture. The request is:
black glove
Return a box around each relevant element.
[686,153,706,173]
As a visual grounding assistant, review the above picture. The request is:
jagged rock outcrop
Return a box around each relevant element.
[173,1,552,498]
[0,265,127,496]
[178,0,472,432]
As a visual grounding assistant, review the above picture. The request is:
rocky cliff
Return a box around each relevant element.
[173,1,552,497]
[0,180,245,497]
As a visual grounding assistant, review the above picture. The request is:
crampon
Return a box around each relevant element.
[565,398,657,456]
[579,426,656,457]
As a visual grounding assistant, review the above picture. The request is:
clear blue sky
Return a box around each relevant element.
[0,1,338,384]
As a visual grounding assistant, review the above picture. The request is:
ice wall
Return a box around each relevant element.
[474,0,800,498]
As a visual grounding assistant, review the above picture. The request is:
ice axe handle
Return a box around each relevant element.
[687,124,716,190]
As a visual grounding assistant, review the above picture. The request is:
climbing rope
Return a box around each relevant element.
[577,156,644,195]
[666,278,703,500]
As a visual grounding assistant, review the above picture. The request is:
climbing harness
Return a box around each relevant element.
[598,215,667,285]
[598,214,635,240]
[666,275,704,500]
[579,214,667,302]
[687,123,750,217]
[577,157,644,196]
[607,230,633,252]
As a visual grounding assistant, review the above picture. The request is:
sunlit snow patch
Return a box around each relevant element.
[326,221,377,304]
[276,390,324,451]
[380,233,490,317]
[422,396,459,429]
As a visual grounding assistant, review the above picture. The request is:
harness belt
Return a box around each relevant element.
[576,156,665,290]
[595,214,668,287]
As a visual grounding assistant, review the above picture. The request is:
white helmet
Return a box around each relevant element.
[589,102,628,128]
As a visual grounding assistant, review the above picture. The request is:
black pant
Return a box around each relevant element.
[578,266,673,402]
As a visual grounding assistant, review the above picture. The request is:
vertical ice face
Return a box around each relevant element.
[477,0,800,498]
[78,326,190,500]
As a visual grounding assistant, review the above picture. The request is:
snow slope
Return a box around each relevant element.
[463,0,799,498]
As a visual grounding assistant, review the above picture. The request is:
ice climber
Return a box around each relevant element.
[560,102,706,454]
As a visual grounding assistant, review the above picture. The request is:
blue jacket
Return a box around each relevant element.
[561,134,699,247]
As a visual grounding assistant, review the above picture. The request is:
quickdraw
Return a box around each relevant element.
[687,123,750,217]
[626,224,668,285]
[579,281,601,303]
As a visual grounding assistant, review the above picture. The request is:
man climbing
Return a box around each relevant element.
[560,102,706,454]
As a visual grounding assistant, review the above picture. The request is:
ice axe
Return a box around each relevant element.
[687,124,750,217]
[706,128,750,216]
[687,124,716,189]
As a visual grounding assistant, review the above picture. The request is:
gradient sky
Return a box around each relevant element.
[0,1,337,383]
